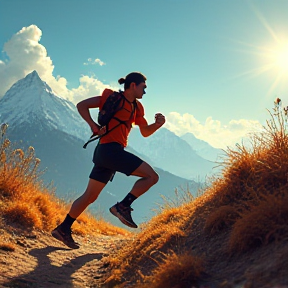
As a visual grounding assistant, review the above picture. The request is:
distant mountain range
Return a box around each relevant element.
[128,128,221,181]
[0,70,211,225]
[181,132,224,162]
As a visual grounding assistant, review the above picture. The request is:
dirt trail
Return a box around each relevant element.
[0,231,125,288]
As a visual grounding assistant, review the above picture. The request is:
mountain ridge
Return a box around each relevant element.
[181,132,224,162]
[129,127,220,180]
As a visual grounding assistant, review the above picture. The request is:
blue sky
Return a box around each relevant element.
[1,0,288,148]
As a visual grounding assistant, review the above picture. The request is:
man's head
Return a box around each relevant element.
[118,72,147,99]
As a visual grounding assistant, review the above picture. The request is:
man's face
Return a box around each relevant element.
[135,82,147,99]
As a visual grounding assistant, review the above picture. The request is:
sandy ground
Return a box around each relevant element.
[0,231,124,288]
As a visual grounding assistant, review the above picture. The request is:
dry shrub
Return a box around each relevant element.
[210,145,269,211]
[229,190,288,253]
[32,193,59,230]
[3,202,43,229]
[204,205,239,235]
[141,251,203,288]
[0,146,42,200]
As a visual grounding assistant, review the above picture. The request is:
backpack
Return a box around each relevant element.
[83,91,136,148]
[97,91,126,127]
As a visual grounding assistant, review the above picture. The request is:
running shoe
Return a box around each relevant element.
[51,225,80,249]
[109,202,138,228]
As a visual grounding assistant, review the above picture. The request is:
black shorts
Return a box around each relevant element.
[89,142,144,184]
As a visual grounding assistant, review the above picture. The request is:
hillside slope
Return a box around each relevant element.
[95,106,288,287]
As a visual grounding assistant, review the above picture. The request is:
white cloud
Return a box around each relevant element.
[0,25,110,103]
[69,75,110,103]
[84,58,106,66]
[165,112,263,149]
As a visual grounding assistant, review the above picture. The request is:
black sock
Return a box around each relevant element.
[60,214,76,231]
[120,193,137,207]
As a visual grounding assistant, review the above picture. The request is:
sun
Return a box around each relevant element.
[260,40,288,78]
[274,42,288,74]
[259,38,288,94]
[230,4,288,96]
[234,38,288,94]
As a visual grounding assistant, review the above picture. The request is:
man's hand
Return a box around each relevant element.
[90,122,107,136]
[138,113,165,137]
[154,113,165,128]
[98,126,107,135]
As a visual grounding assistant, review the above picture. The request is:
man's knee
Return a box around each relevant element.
[150,171,159,185]
[132,162,159,185]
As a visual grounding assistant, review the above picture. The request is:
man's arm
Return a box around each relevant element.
[139,113,166,137]
[76,96,102,135]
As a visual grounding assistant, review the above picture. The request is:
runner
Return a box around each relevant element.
[52,72,165,249]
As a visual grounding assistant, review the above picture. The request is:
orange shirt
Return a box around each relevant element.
[99,89,147,147]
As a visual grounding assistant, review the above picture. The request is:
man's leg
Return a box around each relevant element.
[68,178,106,219]
[52,179,106,248]
[128,161,159,197]
[110,162,159,228]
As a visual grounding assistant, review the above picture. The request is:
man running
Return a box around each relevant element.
[52,72,165,249]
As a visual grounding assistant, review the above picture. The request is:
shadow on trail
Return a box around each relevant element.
[4,246,104,287]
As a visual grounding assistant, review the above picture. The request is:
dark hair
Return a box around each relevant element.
[118,72,147,90]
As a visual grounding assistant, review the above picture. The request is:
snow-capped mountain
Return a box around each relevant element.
[0,70,90,140]
[181,132,224,162]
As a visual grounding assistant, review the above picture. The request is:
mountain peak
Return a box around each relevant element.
[181,132,223,161]
[26,70,40,80]
[0,72,90,140]
[23,70,48,89]
[28,70,38,77]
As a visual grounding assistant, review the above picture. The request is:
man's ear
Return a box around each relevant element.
[130,82,136,89]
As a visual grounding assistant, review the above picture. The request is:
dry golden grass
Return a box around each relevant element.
[141,251,203,288]
[102,102,288,287]
[0,123,128,248]
[229,190,288,253]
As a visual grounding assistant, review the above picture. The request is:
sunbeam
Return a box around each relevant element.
[227,3,288,96]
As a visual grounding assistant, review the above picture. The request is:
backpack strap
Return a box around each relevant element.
[83,99,137,149]
[112,99,137,129]
[83,122,123,149]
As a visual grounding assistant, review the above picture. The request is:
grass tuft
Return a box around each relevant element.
[141,251,203,288]
[3,202,43,229]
